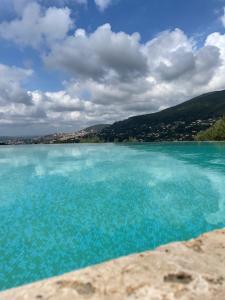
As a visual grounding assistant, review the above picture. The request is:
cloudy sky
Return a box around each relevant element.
[1,0,225,136]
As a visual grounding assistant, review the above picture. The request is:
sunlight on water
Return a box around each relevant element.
[0,143,225,290]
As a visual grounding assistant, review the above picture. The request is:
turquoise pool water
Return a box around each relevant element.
[1,143,225,290]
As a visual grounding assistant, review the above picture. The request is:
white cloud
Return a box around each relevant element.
[205,32,225,91]
[221,7,225,27]
[0,64,33,105]
[45,26,222,102]
[45,24,147,81]
[45,26,221,87]
[41,27,225,133]
[12,0,32,15]
[0,0,87,17]
[94,0,112,11]
[0,64,48,135]
[0,2,73,48]
[1,21,225,135]
[43,0,87,6]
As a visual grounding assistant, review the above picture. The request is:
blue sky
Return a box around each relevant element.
[1,0,225,91]
[1,0,225,135]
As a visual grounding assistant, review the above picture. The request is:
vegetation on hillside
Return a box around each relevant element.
[80,135,103,143]
[2,91,225,144]
[100,90,225,142]
[195,117,225,141]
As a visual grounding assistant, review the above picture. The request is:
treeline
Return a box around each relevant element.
[195,117,225,141]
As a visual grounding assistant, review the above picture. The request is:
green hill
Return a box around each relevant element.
[79,124,109,134]
[99,90,225,142]
[196,117,225,141]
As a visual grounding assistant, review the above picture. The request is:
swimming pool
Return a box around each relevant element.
[0,143,225,290]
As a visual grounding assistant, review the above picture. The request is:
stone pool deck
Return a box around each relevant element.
[1,229,225,300]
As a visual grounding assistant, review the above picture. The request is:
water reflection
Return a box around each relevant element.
[1,143,225,290]
[0,143,225,225]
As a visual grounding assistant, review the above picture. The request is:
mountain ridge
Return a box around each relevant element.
[1,90,225,144]
[99,89,225,142]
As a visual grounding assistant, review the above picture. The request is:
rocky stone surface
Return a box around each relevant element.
[1,229,225,300]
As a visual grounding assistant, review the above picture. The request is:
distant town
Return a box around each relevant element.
[0,117,218,145]
[1,89,225,145]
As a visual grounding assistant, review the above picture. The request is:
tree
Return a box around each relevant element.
[195,117,225,141]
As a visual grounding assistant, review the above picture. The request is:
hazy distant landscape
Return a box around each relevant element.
[1,90,225,145]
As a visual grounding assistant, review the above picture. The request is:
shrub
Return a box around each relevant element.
[196,117,225,141]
